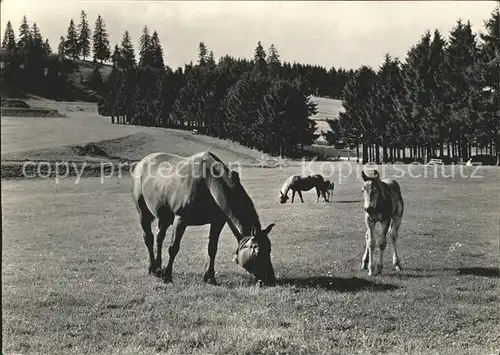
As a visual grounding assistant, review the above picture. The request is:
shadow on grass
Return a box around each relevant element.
[335,200,363,204]
[392,267,500,279]
[457,267,500,278]
[278,276,399,292]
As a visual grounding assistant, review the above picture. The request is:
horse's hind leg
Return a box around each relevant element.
[162,216,187,283]
[203,220,225,285]
[139,212,156,275]
[390,216,403,271]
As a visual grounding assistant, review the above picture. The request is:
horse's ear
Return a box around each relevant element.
[280,191,284,196]
[361,170,369,181]
[251,226,258,237]
[262,223,275,236]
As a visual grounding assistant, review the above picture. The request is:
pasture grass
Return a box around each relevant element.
[2,164,499,354]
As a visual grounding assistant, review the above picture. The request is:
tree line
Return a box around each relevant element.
[328,8,499,164]
[1,8,498,162]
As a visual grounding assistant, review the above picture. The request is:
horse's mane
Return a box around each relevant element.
[203,152,261,238]
[280,175,298,195]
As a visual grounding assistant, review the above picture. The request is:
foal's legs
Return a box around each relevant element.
[203,221,225,285]
[376,219,390,275]
[389,216,403,271]
[162,216,187,283]
[362,217,376,276]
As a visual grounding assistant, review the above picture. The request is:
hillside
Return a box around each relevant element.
[1,97,271,166]
[308,96,345,143]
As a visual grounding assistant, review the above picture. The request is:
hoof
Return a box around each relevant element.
[162,277,173,284]
[205,277,218,286]
[154,268,163,278]
[361,261,368,271]
[394,264,402,272]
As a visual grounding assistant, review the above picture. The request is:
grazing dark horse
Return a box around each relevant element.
[279,174,329,203]
[132,151,277,286]
[361,170,404,276]
[324,180,335,202]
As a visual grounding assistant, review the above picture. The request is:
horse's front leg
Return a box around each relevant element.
[363,216,376,276]
[154,218,171,277]
[203,221,225,285]
[291,190,296,203]
[297,191,304,203]
[162,216,187,283]
[315,188,320,203]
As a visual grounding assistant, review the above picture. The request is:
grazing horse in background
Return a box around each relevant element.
[132,151,277,286]
[361,170,404,276]
[279,174,329,203]
[324,180,335,202]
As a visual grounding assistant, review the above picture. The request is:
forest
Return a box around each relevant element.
[1,8,498,163]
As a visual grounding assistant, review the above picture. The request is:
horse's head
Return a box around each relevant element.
[234,223,277,286]
[361,170,381,214]
[279,191,289,204]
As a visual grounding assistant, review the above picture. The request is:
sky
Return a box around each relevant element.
[1,1,497,70]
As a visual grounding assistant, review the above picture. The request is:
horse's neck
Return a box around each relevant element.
[204,167,261,241]
[225,209,261,242]
[376,182,392,214]
[281,177,293,195]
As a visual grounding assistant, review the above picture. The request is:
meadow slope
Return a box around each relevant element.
[2,164,500,354]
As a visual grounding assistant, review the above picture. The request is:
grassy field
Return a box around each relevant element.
[2,163,499,354]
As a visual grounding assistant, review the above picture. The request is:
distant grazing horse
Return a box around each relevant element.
[361,170,404,276]
[132,151,277,286]
[324,180,335,202]
[279,174,329,203]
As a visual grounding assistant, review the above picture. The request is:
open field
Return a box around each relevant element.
[2,163,500,354]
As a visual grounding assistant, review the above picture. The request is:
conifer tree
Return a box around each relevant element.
[44,39,52,55]
[139,25,152,67]
[254,41,267,70]
[18,15,32,52]
[92,15,111,63]
[207,50,216,68]
[120,30,136,68]
[78,10,91,60]
[478,6,500,164]
[1,21,16,51]
[65,19,79,60]
[198,42,208,65]
[446,20,480,161]
[57,36,66,58]
[267,44,281,77]
[150,31,164,69]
